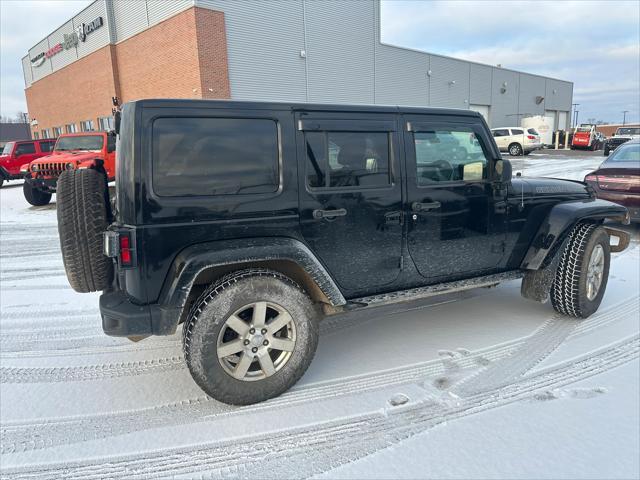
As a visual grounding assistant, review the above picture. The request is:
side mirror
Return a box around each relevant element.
[495,159,512,183]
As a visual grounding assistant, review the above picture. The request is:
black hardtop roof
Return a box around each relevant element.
[128,98,482,118]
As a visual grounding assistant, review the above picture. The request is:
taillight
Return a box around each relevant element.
[584,174,598,182]
[527,135,536,140]
[119,234,132,266]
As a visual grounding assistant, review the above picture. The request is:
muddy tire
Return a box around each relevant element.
[550,223,610,318]
[183,268,320,405]
[23,181,52,206]
[56,169,113,293]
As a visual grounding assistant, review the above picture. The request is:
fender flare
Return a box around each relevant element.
[521,198,628,271]
[150,237,346,335]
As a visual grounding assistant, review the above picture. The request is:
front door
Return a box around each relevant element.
[297,113,403,295]
[492,128,510,151]
[404,117,506,281]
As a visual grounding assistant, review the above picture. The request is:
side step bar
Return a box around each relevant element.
[349,270,524,309]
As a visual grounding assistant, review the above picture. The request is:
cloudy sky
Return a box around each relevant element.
[1,0,638,124]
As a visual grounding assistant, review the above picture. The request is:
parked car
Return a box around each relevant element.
[0,138,55,187]
[585,139,640,222]
[604,126,640,156]
[56,99,629,405]
[572,124,601,150]
[21,131,116,205]
[491,127,542,156]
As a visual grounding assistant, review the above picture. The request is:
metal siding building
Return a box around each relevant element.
[22,0,572,132]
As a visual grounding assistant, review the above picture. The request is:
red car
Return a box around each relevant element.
[584,139,640,222]
[0,139,56,187]
[22,131,116,206]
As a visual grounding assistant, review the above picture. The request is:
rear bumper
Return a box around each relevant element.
[100,289,181,337]
[589,189,640,221]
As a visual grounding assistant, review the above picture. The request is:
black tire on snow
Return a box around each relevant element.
[603,147,609,156]
[550,223,610,318]
[56,169,113,293]
[23,181,52,206]
[183,268,320,405]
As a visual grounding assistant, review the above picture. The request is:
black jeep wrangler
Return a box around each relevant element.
[56,99,630,405]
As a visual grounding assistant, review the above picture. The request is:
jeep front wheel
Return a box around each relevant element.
[23,182,52,206]
[183,269,319,405]
[550,223,610,318]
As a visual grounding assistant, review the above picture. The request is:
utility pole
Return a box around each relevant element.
[571,103,579,128]
[622,110,629,125]
[575,110,579,127]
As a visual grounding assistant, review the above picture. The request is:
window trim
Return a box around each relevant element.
[148,115,284,200]
[303,130,396,192]
[410,121,495,187]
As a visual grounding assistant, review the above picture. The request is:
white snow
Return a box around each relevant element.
[0,153,638,479]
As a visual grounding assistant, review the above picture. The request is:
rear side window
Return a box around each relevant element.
[40,141,54,152]
[510,129,524,135]
[152,117,279,197]
[15,142,36,155]
[305,131,391,188]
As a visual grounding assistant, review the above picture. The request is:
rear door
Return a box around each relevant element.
[296,112,403,295]
[403,116,507,280]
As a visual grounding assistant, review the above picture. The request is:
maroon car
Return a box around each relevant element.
[585,139,640,222]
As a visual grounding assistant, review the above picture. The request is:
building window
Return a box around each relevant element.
[41,129,50,139]
[152,117,279,197]
[80,120,95,132]
[53,126,62,137]
[33,132,39,140]
[65,123,78,134]
[98,116,114,131]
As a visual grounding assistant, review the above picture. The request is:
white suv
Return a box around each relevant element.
[491,127,542,156]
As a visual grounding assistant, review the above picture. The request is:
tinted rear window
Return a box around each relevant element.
[152,117,279,197]
[527,128,539,135]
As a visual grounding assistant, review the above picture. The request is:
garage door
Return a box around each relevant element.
[545,110,557,130]
[469,105,490,125]
[557,111,568,131]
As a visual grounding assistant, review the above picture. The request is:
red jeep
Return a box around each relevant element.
[22,132,116,205]
[0,139,56,187]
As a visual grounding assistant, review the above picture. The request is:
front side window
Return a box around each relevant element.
[492,129,509,137]
[305,131,391,188]
[414,129,488,184]
[55,135,104,152]
[40,140,55,152]
[152,117,279,197]
[15,142,36,156]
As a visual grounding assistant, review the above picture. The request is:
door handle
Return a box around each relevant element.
[312,208,347,220]
[412,201,441,212]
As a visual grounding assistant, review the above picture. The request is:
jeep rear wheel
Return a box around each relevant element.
[23,181,52,206]
[56,169,113,293]
[183,269,319,405]
[550,223,610,318]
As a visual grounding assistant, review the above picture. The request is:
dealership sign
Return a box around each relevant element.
[30,16,103,67]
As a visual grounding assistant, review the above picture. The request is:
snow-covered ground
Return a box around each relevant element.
[0,154,638,479]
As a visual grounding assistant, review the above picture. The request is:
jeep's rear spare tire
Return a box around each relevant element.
[57,169,113,293]
[183,269,320,405]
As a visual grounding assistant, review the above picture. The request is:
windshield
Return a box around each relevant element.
[576,127,592,133]
[607,143,640,163]
[54,135,103,152]
[1,142,15,155]
[616,127,640,136]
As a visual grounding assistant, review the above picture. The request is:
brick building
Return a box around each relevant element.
[23,0,574,139]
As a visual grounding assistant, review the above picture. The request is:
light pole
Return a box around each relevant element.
[622,110,629,126]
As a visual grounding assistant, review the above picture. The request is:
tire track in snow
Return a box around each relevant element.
[1,296,636,382]
[2,335,637,480]
[0,341,517,454]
